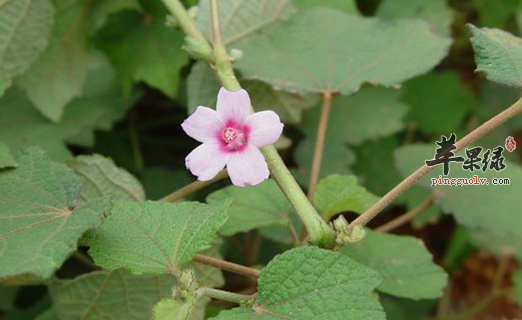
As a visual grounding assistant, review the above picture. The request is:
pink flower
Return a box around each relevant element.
[182,87,284,186]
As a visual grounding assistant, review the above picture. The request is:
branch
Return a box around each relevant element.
[347,95,522,232]
[308,91,333,199]
[375,195,434,232]
[197,287,254,304]
[193,254,260,278]
[160,170,228,202]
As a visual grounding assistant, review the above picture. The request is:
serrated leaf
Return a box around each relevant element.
[0,147,111,279]
[376,0,454,36]
[212,246,385,320]
[187,61,318,124]
[402,71,477,134]
[301,87,408,145]
[235,8,450,94]
[314,175,379,219]
[16,0,92,122]
[293,0,359,15]
[206,179,297,236]
[98,4,189,98]
[196,0,296,46]
[49,269,176,320]
[86,200,229,274]
[341,230,447,299]
[0,142,17,169]
[395,144,522,237]
[0,0,54,82]
[68,154,145,203]
[469,24,522,88]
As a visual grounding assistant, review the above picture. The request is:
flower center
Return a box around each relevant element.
[220,126,248,152]
[222,127,238,142]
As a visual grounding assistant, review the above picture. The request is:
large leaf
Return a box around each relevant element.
[186,61,318,124]
[469,25,522,88]
[376,0,454,36]
[86,200,230,274]
[206,179,296,236]
[98,2,189,98]
[395,144,522,237]
[0,142,17,169]
[301,87,407,145]
[68,154,145,202]
[0,148,111,279]
[314,175,379,220]
[402,71,477,134]
[196,0,296,46]
[293,0,359,15]
[212,246,385,320]
[49,269,176,320]
[16,0,92,122]
[236,8,451,94]
[341,230,447,299]
[0,0,54,81]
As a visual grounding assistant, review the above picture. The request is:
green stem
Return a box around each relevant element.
[208,0,335,248]
[197,287,253,304]
[160,170,228,202]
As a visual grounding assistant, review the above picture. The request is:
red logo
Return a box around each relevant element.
[506,136,516,152]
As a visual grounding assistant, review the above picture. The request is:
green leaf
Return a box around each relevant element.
[473,0,518,27]
[49,269,176,320]
[196,0,296,46]
[140,167,192,201]
[86,200,230,274]
[90,0,142,30]
[0,287,18,311]
[0,142,17,169]
[380,295,437,320]
[153,299,194,320]
[212,246,385,320]
[353,137,403,196]
[293,138,356,187]
[293,0,359,15]
[478,81,522,131]
[402,71,477,134]
[0,0,54,82]
[469,24,522,88]
[402,187,440,228]
[301,87,408,145]
[341,230,447,299]
[0,147,111,279]
[0,87,108,160]
[0,78,12,98]
[16,0,92,122]
[376,0,454,36]
[68,154,145,203]
[98,4,189,98]
[236,8,451,94]
[314,175,379,220]
[187,61,318,124]
[469,229,522,262]
[206,179,301,241]
[395,144,522,237]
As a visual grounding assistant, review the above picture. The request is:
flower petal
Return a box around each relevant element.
[227,145,269,187]
[216,87,252,125]
[185,141,229,181]
[246,111,284,147]
[181,106,222,143]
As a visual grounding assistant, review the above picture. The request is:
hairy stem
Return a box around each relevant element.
[160,0,209,45]
[375,195,434,232]
[308,91,333,199]
[208,0,335,248]
[347,95,522,232]
[197,287,254,304]
[160,170,228,202]
[193,254,260,278]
